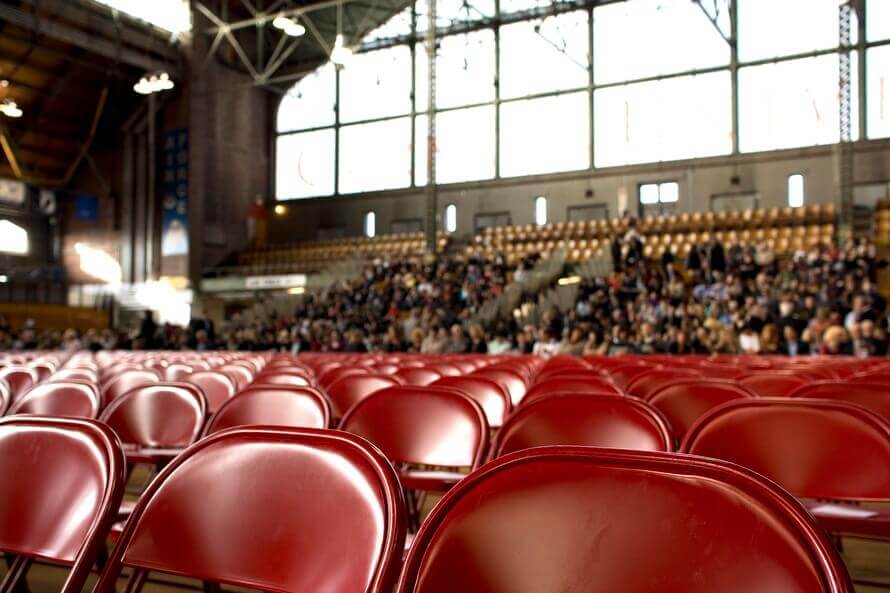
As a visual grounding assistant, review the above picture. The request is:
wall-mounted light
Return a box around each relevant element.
[274,204,287,216]
[272,14,306,37]
[0,99,22,118]
[0,275,7,284]
[134,71,175,95]
[75,242,122,285]
[287,286,305,295]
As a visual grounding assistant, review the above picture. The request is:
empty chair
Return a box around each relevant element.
[203,386,331,436]
[0,366,40,401]
[253,371,314,388]
[470,368,527,405]
[791,381,890,418]
[739,372,809,397]
[432,376,511,427]
[625,368,703,399]
[164,363,194,382]
[492,394,672,459]
[103,369,160,404]
[328,374,402,419]
[0,378,9,415]
[7,380,100,418]
[608,363,656,389]
[0,416,125,593]
[186,370,236,412]
[395,368,441,386]
[682,398,890,540]
[397,446,853,593]
[319,366,370,389]
[217,364,254,390]
[647,379,755,441]
[92,427,405,593]
[52,367,100,383]
[522,377,622,405]
[340,386,489,493]
[100,383,207,464]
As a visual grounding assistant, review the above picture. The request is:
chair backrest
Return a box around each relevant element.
[103,369,160,404]
[92,427,405,593]
[647,379,755,440]
[319,366,370,389]
[493,394,673,458]
[164,363,194,382]
[253,372,313,388]
[340,386,489,469]
[99,383,207,449]
[0,378,9,415]
[203,386,331,436]
[625,368,703,399]
[0,416,125,593]
[522,378,622,405]
[186,370,236,412]
[217,364,254,390]
[0,366,39,401]
[791,381,890,419]
[394,368,441,386]
[8,380,100,418]
[739,373,809,397]
[607,363,656,389]
[52,367,100,383]
[681,398,890,501]
[432,376,512,427]
[396,447,853,593]
[327,374,402,418]
[470,369,527,405]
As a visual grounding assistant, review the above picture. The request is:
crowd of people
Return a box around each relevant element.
[1,229,887,358]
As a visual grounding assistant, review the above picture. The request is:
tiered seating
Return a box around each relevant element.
[238,231,450,275]
[0,350,887,591]
[470,204,837,264]
[876,198,890,246]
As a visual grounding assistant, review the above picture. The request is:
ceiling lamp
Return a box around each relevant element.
[134,71,175,95]
[272,14,306,37]
[0,99,22,118]
[330,34,354,66]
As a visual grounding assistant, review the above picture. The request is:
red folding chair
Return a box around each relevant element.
[7,380,100,418]
[395,368,441,386]
[646,379,755,441]
[339,386,489,495]
[470,368,527,405]
[738,372,810,397]
[203,386,331,436]
[396,447,854,593]
[492,394,673,459]
[186,370,236,412]
[521,377,622,405]
[0,378,9,415]
[100,383,207,466]
[92,427,406,593]
[432,376,512,428]
[103,369,160,404]
[0,365,39,401]
[682,398,890,541]
[0,416,125,593]
[791,381,890,419]
[624,367,703,399]
[52,367,100,383]
[163,363,194,382]
[253,371,314,388]
[217,364,254,391]
[327,374,402,418]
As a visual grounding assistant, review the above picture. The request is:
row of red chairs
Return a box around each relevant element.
[0,417,861,593]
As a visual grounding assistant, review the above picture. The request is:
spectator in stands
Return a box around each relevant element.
[532,328,560,357]
[466,324,488,353]
[780,325,810,356]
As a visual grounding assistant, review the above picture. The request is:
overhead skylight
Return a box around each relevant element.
[91,0,192,34]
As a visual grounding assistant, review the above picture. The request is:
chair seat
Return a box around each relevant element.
[806,502,890,541]
[399,469,466,492]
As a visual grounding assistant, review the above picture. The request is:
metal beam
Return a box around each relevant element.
[0,3,175,72]
[203,0,364,34]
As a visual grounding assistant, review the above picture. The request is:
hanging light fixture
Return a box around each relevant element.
[134,71,175,95]
[272,14,306,37]
[0,99,22,118]
[330,34,354,66]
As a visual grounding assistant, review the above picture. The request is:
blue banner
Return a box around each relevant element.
[161,129,188,276]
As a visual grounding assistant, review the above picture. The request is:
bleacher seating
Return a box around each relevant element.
[876,199,890,246]
[470,204,837,264]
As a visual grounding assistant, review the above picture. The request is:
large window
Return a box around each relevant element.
[595,72,732,167]
[787,174,805,208]
[0,220,28,254]
[500,92,589,177]
[274,0,889,202]
[739,54,858,153]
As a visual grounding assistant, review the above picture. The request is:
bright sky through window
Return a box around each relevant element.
[91,0,191,34]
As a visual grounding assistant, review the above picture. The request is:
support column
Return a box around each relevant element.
[424,0,438,254]
[838,0,854,236]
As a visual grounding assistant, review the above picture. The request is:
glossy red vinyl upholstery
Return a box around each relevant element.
[682,398,890,539]
[100,383,207,450]
[103,369,160,403]
[432,376,511,427]
[492,394,672,458]
[8,380,100,418]
[396,447,853,593]
[203,386,331,436]
[646,379,755,440]
[340,386,489,491]
[92,427,406,593]
[0,416,125,593]
[791,381,890,418]
[328,374,402,418]
[0,366,39,400]
[186,370,236,412]
[624,367,703,399]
